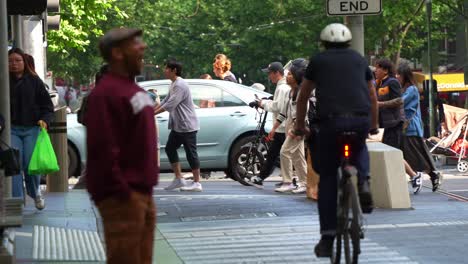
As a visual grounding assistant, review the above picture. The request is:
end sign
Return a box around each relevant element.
[327,0,382,16]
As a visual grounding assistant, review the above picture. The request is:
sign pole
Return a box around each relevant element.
[328,0,381,58]
[345,15,365,56]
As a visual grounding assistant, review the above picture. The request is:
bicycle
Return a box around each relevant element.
[231,99,272,186]
[332,131,365,264]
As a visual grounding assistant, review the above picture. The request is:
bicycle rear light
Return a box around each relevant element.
[344,144,350,158]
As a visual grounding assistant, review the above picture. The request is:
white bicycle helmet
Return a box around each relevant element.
[320,23,352,43]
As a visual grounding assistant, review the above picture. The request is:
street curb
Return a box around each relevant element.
[154,227,184,264]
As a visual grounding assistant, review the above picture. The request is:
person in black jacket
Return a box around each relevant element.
[9,48,54,210]
[375,59,404,148]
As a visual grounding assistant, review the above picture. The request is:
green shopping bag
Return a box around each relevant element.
[28,127,60,175]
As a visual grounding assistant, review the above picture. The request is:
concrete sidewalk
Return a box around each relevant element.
[14,190,183,263]
[13,171,468,263]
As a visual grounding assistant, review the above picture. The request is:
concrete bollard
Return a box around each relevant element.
[368,142,411,209]
[47,107,68,192]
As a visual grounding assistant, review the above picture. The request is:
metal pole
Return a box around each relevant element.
[345,16,365,56]
[1,0,12,220]
[12,15,23,49]
[23,17,46,81]
[427,0,435,137]
[463,0,468,109]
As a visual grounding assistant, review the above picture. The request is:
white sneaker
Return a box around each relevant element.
[180,182,203,192]
[35,196,45,210]
[164,178,186,190]
[275,183,296,193]
[292,185,307,194]
[411,172,423,195]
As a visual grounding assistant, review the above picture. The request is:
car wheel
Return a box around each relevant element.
[68,144,80,178]
[228,135,267,181]
[228,135,255,181]
[232,146,265,186]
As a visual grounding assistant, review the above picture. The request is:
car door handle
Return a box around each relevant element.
[230,111,246,117]
[157,116,168,122]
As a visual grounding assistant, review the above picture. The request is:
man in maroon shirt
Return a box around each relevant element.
[85,28,159,264]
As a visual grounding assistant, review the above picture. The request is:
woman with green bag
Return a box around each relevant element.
[9,48,54,210]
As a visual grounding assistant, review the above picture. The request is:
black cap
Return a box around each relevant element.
[261,62,283,73]
[99,27,143,61]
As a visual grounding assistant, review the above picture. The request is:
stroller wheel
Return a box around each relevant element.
[457,160,468,173]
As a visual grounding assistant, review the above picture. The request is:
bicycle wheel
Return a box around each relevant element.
[331,233,342,264]
[344,227,352,263]
[344,230,360,264]
[341,184,352,263]
[342,174,362,264]
[332,169,349,263]
[232,146,265,186]
[349,182,363,264]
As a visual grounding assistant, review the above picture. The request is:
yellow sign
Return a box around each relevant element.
[413,72,468,92]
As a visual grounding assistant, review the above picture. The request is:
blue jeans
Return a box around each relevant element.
[309,116,370,235]
[11,126,41,199]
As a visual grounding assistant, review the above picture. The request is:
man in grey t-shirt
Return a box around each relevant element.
[154,59,202,191]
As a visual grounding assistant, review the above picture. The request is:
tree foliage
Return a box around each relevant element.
[365,0,458,66]
[47,0,461,85]
[47,0,125,83]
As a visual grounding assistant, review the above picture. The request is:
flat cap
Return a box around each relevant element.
[99,27,143,61]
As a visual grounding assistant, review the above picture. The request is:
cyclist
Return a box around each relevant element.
[292,23,379,257]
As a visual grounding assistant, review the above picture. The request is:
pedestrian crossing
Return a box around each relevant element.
[158,217,419,264]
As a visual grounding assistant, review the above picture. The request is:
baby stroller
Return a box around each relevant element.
[427,113,468,173]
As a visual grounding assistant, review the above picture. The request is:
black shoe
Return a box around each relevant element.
[248,176,264,189]
[430,171,442,192]
[358,181,374,214]
[314,237,334,258]
[292,178,298,188]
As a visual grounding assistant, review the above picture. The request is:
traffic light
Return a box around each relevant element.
[7,0,47,15]
[46,0,60,30]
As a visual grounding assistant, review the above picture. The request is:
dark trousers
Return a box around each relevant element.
[165,130,200,169]
[382,123,403,149]
[259,132,286,180]
[309,117,370,235]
